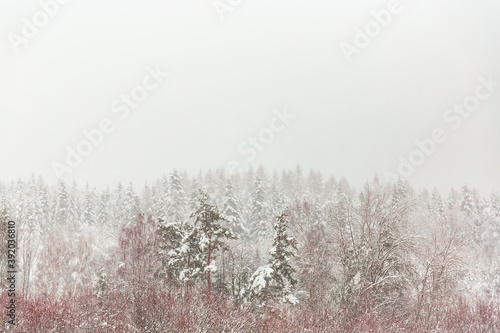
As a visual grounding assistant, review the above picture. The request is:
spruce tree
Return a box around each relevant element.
[166,171,187,223]
[222,180,246,236]
[81,184,96,225]
[248,177,270,242]
[96,187,111,226]
[459,184,477,217]
[431,189,446,221]
[55,180,69,225]
[391,178,408,207]
[124,183,141,225]
[69,180,81,226]
[245,213,298,305]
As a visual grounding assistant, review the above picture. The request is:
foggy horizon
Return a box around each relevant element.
[1,1,499,193]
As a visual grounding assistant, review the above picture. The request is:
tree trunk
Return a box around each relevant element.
[207,238,212,299]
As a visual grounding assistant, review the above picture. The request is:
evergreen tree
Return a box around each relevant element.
[431,189,446,221]
[270,184,286,219]
[55,180,69,225]
[188,179,201,212]
[248,177,270,242]
[165,171,187,223]
[459,184,477,217]
[35,181,49,230]
[222,180,246,236]
[491,192,500,218]
[113,182,125,226]
[124,183,141,225]
[69,180,81,226]
[244,213,298,304]
[165,191,236,298]
[310,196,323,225]
[152,177,166,220]
[157,219,187,287]
[447,188,459,210]
[141,183,154,216]
[81,184,96,225]
[96,187,111,226]
[293,165,304,197]
[25,176,38,229]
[189,191,237,298]
[391,178,408,207]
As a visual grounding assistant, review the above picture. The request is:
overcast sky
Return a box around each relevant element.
[1,0,499,194]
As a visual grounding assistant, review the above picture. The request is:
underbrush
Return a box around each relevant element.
[2,290,499,332]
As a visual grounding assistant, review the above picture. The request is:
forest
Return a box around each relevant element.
[1,166,500,332]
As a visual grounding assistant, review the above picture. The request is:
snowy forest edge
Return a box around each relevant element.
[1,167,500,332]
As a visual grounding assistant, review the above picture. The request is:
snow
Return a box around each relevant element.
[353,272,360,285]
[250,265,273,292]
[199,235,209,249]
[179,269,188,282]
[283,293,299,305]
[204,264,218,273]
[179,244,189,254]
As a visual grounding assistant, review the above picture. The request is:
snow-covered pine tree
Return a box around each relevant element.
[141,183,154,216]
[151,180,163,220]
[490,192,500,226]
[156,219,186,287]
[188,179,201,213]
[248,177,270,242]
[310,196,323,225]
[112,182,125,227]
[222,180,246,237]
[81,184,96,226]
[431,188,447,221]
[55,180,69,225]
[124,183,141,226]
[96,186,111,226]
[36,181,50,231]
[172,224,205,291]
[267,213,298,302]
[189,191,237,298]
[24,176,38,229]
[491,192,500,219]
[165,171,187,224]
[306,169,323,198]
[292,165,304,198]
[334,185,350,224]
[270,183,286,220]
[490,192,500,237]
[459,184,477,218]
[391,178,408,208]
[19,183,40,300]
[244,213,298,305]
[447,188,459,210]
[69,180,81,227]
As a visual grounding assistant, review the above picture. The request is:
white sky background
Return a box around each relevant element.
[0,0,499,194]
